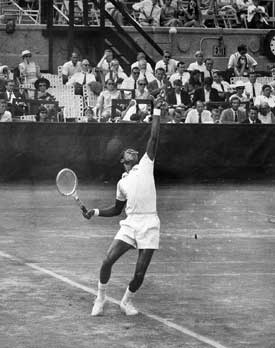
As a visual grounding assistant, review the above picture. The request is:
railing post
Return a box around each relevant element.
[100,0,105,29]
[83,0,89,26]
[47,0,54,73]
[68,0,75,58]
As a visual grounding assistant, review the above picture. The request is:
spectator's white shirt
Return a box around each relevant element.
[97,58,123,73]
[0,111,12,122]
[132,0,161,26]
[131,61,153,74]
[236,0,253,10]
[227,52,257,69]
[62,61,82,78]
[66,71,96,86]
[244,81,262,98]
[121,76,139,98]
[187,62,207,73]
[254,95,275,108]
[212,80,231,92]
[139,71,156,83]
[185,109,214,123]
[247,4,267,22]
[169,72,190,86]
[155,59,178,77]
[96,89,121,114]
[258,112,274,124]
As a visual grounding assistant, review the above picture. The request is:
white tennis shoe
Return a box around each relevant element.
[91,297,105,316]
[120,299,139,316]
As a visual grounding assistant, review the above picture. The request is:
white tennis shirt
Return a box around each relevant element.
[116,153,157,215]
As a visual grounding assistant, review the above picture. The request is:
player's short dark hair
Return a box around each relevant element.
[237,44,247,53]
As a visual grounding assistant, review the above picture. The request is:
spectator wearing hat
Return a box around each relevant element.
[34,77,55,101]
[241,106,261,123]
[155,51,178,78]
[61,52,82,84]
[254,84,275,110]
[19,50,41,84]
[220,96,247,123]
[229,80,248,106]
[227,44,257,77]
[187,51,207,74]
[169,61,190,87]
[0,96,12,122]
[192,77,221,105]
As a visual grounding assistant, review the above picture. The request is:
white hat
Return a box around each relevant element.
[234,80,245,88]
[21,50,31,57]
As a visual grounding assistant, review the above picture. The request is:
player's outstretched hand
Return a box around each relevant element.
[82,209,94,220]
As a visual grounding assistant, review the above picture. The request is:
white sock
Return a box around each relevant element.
[121,287,135,304]
[97,281,107,301]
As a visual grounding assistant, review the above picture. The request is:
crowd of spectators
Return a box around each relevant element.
[1,43,275,124]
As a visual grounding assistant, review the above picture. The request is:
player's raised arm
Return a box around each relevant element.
[146,103,161,161]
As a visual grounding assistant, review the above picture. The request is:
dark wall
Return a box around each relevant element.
[0,123,274,182]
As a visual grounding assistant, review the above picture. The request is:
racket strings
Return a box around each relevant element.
[56,169,77,196]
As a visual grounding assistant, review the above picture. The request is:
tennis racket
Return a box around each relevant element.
[56,168,88,214]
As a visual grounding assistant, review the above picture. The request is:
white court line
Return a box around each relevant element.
[247,210,275,218]
[0,250,229,348]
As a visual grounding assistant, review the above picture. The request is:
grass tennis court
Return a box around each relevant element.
[1,182,275,348]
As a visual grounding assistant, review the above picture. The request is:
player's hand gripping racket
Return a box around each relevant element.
[56,168,88,214]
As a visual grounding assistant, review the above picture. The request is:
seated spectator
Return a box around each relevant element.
[247,0,269,28]
[257,102,275,124]
[204,58,215,79]
[95,79,121,121]
[61,52,82,85]
[254,84,275,109]
[160,0,180,26]
[169,61,190,87]
[168,108,185,123]
[188,51,207,74]
[67,59,96,95]
[188,70,203,97]
[229,80,249,108]
[138,59,156,83]
[105,59,128,88]
[220,96,247,123]
[19,50,41,84]
[244,71,262,100]
[35,106,50,122]
[148,67,171,98]
[166,78,191,111]
[236,0,253,25]
[179,0,201,27]
[241,106,261,123]
[135,78,152,100]
[185,100,214,123]
[131,52,153,74]
[3,80,27,115]
[192,77,221,105]
[227,44,257,77]
[0,65,12,92]
[211,107,222,123]
[216,0,239,25]
[0,96,12,122]
[97,49,123,76]
[212,71,231,101]
[132,0,161,26]
[120,67,141,98]
[34,77,55,101]
[105,0,124,26]
[155,51,178,77]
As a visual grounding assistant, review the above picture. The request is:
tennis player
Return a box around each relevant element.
[83,105,161,316]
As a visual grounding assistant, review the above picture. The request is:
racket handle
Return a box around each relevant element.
[72,192,88,214]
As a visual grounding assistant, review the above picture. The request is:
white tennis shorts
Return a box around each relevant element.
[115,214,160,249]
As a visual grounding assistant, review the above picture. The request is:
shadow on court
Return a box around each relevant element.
[0,183,275,348]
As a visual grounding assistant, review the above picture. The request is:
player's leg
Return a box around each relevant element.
[91,239,132,316]
[120,249,154,315]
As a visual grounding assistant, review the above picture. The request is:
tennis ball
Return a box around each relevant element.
[169,27,177,35]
